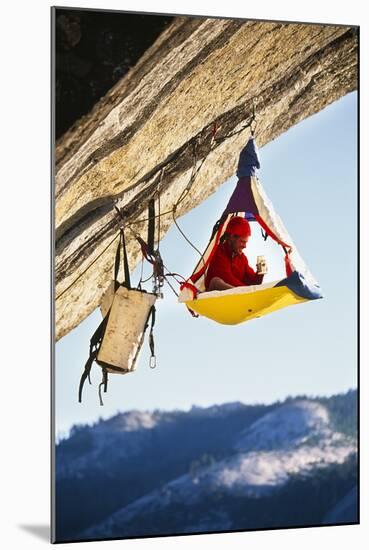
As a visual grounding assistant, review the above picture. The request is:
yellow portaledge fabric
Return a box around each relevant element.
[185,285,308,325]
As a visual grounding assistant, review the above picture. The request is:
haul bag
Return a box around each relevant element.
[97,285,157,373]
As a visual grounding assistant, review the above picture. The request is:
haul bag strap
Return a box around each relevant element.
[121,228,131,289]
[113,229,131,289]
[114,231,122,289]
[80,313,110,403]
[98,368,109,407]
[90,314,109,354]
[78,349,97,403]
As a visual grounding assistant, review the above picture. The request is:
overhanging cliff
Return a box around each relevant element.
[55,16,358,341]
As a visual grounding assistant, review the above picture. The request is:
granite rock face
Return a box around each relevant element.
[55,16,358,341]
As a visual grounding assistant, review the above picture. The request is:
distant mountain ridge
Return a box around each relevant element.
[55,389,358,542]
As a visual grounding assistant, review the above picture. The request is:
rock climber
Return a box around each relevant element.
[205,216,266,291]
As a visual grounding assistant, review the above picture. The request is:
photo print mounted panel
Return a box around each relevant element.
[51,5,359,544]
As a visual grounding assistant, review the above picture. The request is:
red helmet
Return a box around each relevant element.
[226,216,251,238]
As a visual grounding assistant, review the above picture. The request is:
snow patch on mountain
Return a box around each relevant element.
[235,400,332,452]
[211,444,354,495]
[96,409,159,432]
[190,402,243,417]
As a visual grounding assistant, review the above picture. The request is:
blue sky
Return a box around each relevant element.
[55,91,357,439]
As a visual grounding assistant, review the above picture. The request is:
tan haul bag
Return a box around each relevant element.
[97,285,157,374]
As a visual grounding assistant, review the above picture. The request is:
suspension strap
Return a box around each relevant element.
[255,215,293,277]
[261,227,268,241]
[136,235,155,264]
[178,283,200,318]
[135,235,165,293]
[153,250,164,281]
[190,218,226,284]
[148,199,155,256]
[282,246,294,277]
[250,100,257,136]
[187,307,199,318]
[179,281,200,300]
[254,215,292,252]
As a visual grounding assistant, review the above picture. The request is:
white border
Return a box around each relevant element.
[2,1,366,549]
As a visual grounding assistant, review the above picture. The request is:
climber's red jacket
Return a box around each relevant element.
[205,241,264,290]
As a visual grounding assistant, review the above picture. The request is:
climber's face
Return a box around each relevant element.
[229,234,249,255]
